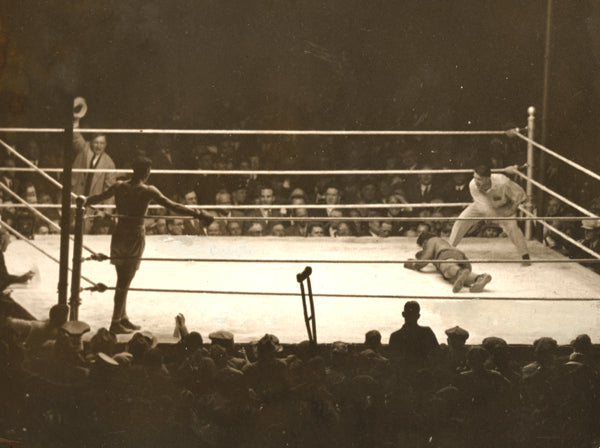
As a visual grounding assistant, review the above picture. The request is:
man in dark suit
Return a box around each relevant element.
[312,184,342,217]
[388,301,439,369]
[443,170,471,205]
[181,189,204,236]
[312,185,346,235]
[405,162,443,205]
[442,163,472,221]
[150,137,178,198]
[1,157,20,197]
[247,186,282,234]
[285,207,310,237]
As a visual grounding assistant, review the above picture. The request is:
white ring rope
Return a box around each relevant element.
[0,128,65,133]
[515,132,600,183]
[97,255,600,265]
[106,214,588,223]
[513,170,598,218]
[111,286,600,302]
[0,181,63,228]
[0,200,586,222]
[0,203,471,210]
[0,216,95,286]
[1,127,510,136]
[519,206,600,260]
[0,138,68,194]
[0,204,68,209]
[0,181,97,255]
[2,167,479,176]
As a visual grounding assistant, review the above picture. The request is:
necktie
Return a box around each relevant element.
[84,154,99,196]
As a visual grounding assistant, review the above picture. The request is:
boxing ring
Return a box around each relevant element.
[1,104,599,345]
[4,234,600,344]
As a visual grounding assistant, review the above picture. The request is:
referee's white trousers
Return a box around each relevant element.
[448,203,529,256]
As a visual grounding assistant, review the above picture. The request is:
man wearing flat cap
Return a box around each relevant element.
[209,330,247,370]
[440,326,470,374]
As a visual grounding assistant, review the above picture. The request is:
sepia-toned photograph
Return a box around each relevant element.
[1,1,599,446]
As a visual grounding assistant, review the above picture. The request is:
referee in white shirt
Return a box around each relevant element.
[449,164,531,265]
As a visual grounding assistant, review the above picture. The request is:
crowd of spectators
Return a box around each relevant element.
[0,132,598,270]
[0,133,598,445]
[0,300,598,447]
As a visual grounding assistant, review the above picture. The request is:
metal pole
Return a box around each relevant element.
[541,0,553,146]
[538,0,553,239]
[58,99,74,305]
[69,196,85,321]
[525,106,535,240]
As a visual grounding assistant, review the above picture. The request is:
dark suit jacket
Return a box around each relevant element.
[442,181,471,204]
[151,152,178,197]
[183,219,204,236]
[247,208,283,233]
[285,223,309,237]
[405,181,444,205]
[389,323,439,367]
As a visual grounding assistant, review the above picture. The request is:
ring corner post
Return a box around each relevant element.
[69,196,85,321]
[525,106,536,240]
[58,97,74,306]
